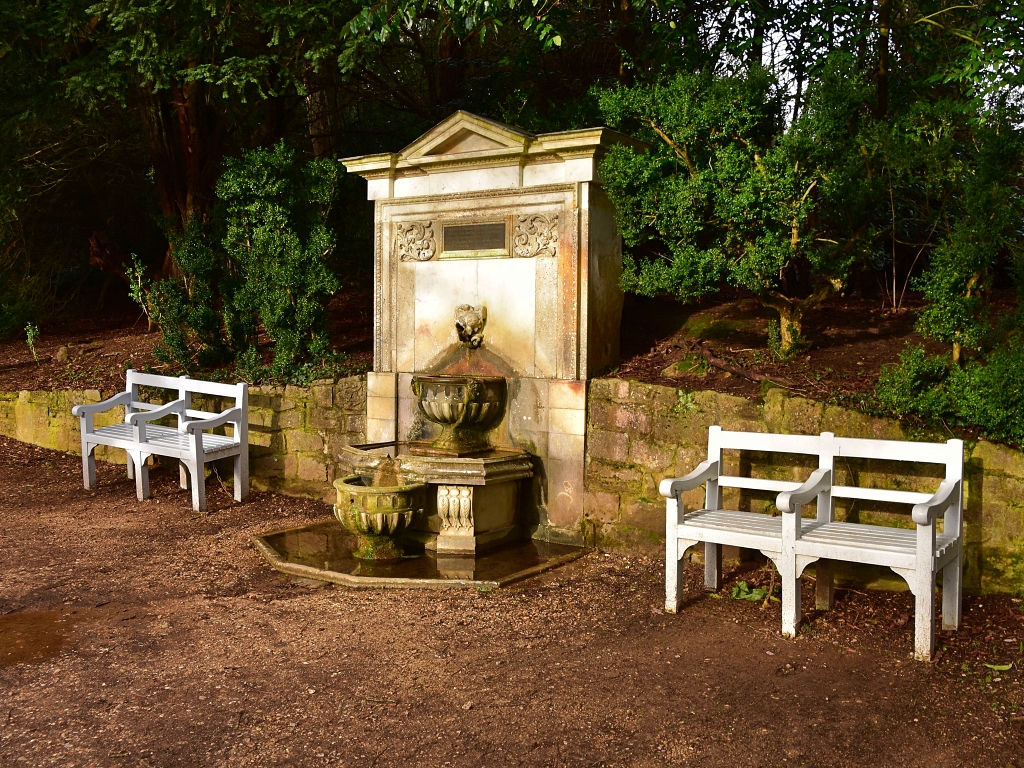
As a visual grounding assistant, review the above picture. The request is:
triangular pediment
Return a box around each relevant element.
[402,111,532,160]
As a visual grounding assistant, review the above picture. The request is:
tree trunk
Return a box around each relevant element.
[134,73,225,280]
[305,82,336,159]
[875,0,890,118]
[748,0,768,69]
[762,279,842,356]
[436,32,464,111]
[616,0,637,86]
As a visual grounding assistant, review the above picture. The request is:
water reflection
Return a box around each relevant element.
[262,520,582,583]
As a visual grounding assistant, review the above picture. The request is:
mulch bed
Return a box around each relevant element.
[613,293,952,405]
[2,436,1022,766]
[0,288,373,392]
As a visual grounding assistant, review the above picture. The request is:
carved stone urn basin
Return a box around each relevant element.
[333,470,425,560]
[411,375,507,457]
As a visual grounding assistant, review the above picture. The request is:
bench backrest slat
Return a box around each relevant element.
[718,477,805,493]
[835,436,958,465]
[184,409,229,421]
[715,429,822,454]
[829,485,933,505]
[705,427,831,514]
[125,370,245,401]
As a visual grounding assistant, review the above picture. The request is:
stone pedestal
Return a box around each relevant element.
[435,482,518,554]
[339,442,533,555]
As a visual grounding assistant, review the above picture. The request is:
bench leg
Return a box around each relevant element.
[913,576,936,661]
[666,538,684,614]
[134,454,150,501]
[179,461,191,490]
[81,445,96,490]
[781,560,801,638]
[815,559,834,611]
[233,453,248,502]
[704,542,722,591]
[190,464,207,513]
[126,454,135,480]
[942,554,962,631]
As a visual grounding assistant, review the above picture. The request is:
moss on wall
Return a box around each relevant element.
[585,380,1024,594]
[0,377,366,504]
[3,375,1021,593]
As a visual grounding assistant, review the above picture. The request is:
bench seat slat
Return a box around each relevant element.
[676,509,784,550]
[89,423,239,454]
[797,521,957,565]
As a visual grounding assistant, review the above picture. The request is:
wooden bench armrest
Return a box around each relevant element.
[184,407,242,434]
[659,460,719,498]
[776,468,832,513]
[71,391,131,417]
[911,479,961,526]
[127,399,186,426]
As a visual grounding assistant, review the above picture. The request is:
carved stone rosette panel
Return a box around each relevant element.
[437,486,474,534]
[394,221,436,262]
[513,213,559,258]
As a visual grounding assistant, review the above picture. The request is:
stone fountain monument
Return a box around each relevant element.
[251,112,637,586]
[338,111,635,552]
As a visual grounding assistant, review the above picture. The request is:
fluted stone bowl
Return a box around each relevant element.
[333,475,425,560]
[411,375,507,456]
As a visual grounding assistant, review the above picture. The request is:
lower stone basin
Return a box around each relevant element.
[338,441,534,555]
[252,520,587,588]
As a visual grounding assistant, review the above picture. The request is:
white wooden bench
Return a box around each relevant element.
[659,427,964,661]
[71,370,249,512]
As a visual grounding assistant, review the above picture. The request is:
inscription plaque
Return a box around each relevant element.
[441,222,507,258]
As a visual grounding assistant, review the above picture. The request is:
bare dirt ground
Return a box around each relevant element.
[2,437,1023,767]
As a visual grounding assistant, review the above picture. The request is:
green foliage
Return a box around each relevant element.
[24,323,40,361]
[128,143,343,380]
[219,142,341,378]
[877,342,1024,446]
[730,581,777,603]
[876,346,958,424]
[912,125,1023,361]
[598,57,876,354]
[147,219,244,371]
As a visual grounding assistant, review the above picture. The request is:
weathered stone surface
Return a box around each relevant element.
[971,440,1024,479]
[587,378,620,401]
[626,439,672,472]
[622,498,664,536]
[613,405,653,436]
[588,429,629,463]
[583,490,620,523]
[587,400,621,432]
[296,455,329,483]
[310,384,333,408]
[583,379,1024,593]
[286,431,325,453]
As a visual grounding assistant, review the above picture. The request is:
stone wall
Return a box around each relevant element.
[0,378,366,503]
[3,376,1022,592]
[585,379,1024,594]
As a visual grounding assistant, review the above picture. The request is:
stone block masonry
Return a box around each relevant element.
[0,377,366,505]
[2,376,1022,593]
[585,380,1024,594]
